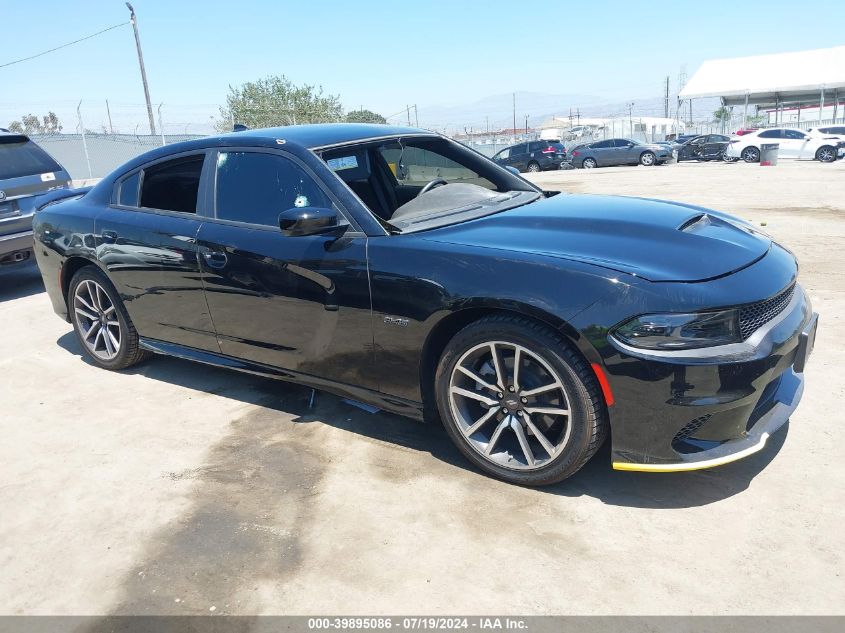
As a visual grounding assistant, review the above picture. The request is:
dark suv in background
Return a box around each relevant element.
[492,140,565,172]
[0,132,70,265]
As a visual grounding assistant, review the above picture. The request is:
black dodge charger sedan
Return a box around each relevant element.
[32,124,817,486]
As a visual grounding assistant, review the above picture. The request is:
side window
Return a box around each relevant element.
[528,141,543,152]
[215,151,333,227]
[512,143,527,155]
[591,140,611,149]
[496,148,510,160]
[117,172,140,207]
[140,154,205,213]
[784,129,806,139]
[758,129,781,139]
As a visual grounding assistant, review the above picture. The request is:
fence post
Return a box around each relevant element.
[77,100,93,180]
[158,103,165,146]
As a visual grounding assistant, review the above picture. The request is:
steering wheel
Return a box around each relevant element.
[419,178,449,195]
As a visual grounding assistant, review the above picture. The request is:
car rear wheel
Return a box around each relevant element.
[69,266,149,370]
[816,146,836,163]
[639,151,656,166]
[435,315,608,486]
[581,157,597,169]
[527,161,541,173]
[741,146,760,162]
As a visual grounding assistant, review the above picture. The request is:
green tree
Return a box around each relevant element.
[345,109,387,124]
[7,111,62,135]
[217,75,343,131]
[712,106,732,123]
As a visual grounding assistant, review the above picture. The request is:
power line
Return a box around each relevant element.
[0,21,129,69]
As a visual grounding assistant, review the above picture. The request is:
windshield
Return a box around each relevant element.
[320,136,541,233]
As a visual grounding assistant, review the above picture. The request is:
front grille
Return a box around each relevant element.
[738,284,795,340]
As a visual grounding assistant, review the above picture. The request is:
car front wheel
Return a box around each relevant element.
[435,315,608,486]
[69,266,149,370]
[639,151,656,166]
[816,146,837,163]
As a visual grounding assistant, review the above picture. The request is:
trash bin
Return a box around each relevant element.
[760,143,779,166]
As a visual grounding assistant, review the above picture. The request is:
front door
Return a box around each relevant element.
[95,152,218,351]
[196,149,375,387]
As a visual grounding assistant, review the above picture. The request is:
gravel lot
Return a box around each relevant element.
[1,160,843,615]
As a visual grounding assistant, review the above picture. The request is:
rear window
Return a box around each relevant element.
[0,137,63,180]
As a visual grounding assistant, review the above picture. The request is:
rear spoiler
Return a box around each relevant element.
[34,186,92,212]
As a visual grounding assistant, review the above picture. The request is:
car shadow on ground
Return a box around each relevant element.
[57,331,788,510]
[0,260,44,302]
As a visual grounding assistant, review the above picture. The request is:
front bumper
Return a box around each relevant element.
[605,284,817,472]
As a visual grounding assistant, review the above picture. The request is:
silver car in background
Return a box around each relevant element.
[568,138,674,168]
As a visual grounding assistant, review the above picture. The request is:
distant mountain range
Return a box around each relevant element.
[413,91,721,131]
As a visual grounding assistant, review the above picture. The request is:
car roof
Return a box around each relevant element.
[232,123,433,149]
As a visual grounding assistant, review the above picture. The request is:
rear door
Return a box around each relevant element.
[588,139,613,165]
[196,147,376,387]
[95,151,218,351]
[756,129,786,156]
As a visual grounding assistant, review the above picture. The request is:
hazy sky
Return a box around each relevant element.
[2,0,844,133]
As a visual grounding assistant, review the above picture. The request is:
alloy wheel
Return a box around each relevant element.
[640,152,655,166]
[527,162,540,173]
[448,341,573,471]
[817,147,835,162]
[582,158,596,169]
[73,279,121,361]
[742,147,759,162]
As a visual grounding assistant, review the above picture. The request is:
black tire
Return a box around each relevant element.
[815,145,837,163]
[741,146,760,163]
[68,265,149,370]
[435,314,608,486]
[527,161,541,173]
[581,157,597,169]
[639,151,656,166]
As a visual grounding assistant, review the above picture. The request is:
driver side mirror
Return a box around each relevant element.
[278,207,347,238]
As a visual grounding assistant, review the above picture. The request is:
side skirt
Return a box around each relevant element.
[138,337,425,421]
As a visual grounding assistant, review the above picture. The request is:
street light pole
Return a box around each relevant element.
[126,3,156,135]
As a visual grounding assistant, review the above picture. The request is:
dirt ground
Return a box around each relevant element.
[1,160,843,616]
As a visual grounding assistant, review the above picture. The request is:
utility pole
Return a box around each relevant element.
[524,114,529,135]
[406,105,411,126]
[485,115,489,134]
[105,99,114,134]
[414,104,419,127]
[664,76,670,118]
[126,3,156,135]
[512,93,516,137]
[627,102,634,136]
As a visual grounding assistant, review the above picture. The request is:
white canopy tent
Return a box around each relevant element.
[679,46,845,127]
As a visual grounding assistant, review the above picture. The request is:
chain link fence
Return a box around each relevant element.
[12,101,845,181]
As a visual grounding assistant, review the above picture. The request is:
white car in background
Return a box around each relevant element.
[725,127,844,163]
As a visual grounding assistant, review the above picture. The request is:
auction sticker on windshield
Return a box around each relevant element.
[327,155,358,171]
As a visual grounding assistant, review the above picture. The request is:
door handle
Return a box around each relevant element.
[202,250,228,269]
[101,230,118,244]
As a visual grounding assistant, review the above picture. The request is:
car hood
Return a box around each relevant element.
[422,194,772,282]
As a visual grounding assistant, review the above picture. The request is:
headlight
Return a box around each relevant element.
[612,310,740,350]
